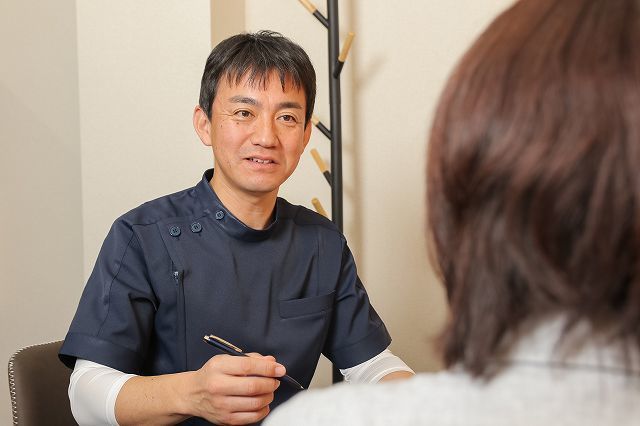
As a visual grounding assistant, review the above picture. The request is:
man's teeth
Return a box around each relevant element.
[250,158,272,164]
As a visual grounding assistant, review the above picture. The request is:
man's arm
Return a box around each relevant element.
[379,370,415,381]
[70,355,285,426]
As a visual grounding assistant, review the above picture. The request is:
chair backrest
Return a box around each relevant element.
[7,340,76,425]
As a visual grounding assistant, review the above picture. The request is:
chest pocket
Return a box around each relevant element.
[279,291,335,318]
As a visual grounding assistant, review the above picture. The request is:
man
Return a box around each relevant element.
[60,31,413,425]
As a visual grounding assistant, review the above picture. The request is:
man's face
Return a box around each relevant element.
[198,71,312,201]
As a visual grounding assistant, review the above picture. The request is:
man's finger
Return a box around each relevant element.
[213,375,280,397]
[214,406,270,426]
[245,352,276,363]
[219,355,286,378]
[219,393,275,412]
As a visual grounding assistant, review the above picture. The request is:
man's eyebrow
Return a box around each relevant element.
[227,96,302,110]
[277,101,303,110]
[229,95,259,106]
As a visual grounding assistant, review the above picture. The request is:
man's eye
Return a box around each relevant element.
[280,114,297,123]
[235,110,251,118]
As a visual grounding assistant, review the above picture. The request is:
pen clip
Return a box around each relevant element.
[205,335,244,353]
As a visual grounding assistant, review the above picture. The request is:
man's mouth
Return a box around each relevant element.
[248,157,274,164]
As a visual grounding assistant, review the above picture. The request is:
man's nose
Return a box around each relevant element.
[251,116,277,147]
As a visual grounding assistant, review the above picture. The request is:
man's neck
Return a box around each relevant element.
[210,178,277,230]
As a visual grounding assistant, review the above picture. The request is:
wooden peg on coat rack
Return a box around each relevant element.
[333,32,355,78]
[310,148,331,185]
[311,197,329,218]
[298,0,329,28]
[311,115,332,140]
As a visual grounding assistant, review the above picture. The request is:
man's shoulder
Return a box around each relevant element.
[278,198,342,237]
[117,185,202,228]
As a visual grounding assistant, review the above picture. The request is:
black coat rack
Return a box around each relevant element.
[298,0,355,384]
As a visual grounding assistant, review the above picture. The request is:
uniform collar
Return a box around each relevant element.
[195,169,280,242]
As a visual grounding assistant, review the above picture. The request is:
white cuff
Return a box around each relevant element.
[69,359,136,426]
[339,348,414,383]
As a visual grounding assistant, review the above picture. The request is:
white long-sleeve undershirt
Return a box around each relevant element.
[68,348,413,425]
[339,348,414,383]
[69,360,135,426]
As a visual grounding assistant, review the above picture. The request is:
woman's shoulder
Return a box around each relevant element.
[265,372,473,425]
[266,368,640,426]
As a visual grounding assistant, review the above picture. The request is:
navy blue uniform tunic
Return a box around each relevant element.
[60,169,391,423]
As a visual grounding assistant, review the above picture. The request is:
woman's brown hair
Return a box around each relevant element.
[427,0,640,377]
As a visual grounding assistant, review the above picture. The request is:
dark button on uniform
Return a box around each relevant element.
[215,210,225,220]
[190,222,202,233]
[169,226,181,237]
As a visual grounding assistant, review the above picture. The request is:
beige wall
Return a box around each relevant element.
[211,0,245,46]
[1,1,83,424]
[2,1,211,423]
[2,0,515,422]
[77,0,212,276]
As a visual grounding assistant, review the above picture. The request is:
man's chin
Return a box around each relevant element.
[242,182,280,197]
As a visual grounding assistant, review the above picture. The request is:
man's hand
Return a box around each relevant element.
[115,353,286,426]
[188,353,286,425]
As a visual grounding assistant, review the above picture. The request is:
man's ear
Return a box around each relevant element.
[302,121,312,149]
[193,105,212,147]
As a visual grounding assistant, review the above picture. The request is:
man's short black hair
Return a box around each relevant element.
[199,30,316,125]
